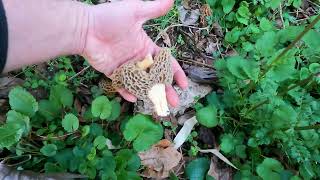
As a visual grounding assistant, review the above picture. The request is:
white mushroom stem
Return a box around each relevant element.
[148,84,170,117]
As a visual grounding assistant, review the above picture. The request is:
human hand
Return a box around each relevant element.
[82,0,188,107]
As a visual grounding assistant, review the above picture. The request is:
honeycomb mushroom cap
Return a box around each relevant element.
[110,48,173,99]
[108,48,174,116]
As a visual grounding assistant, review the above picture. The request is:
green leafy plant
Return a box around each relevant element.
[0,85,143,179]
[123,114,163,151]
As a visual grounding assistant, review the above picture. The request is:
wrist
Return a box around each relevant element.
[70,2,90,55]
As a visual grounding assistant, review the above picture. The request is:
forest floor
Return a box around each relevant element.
[1,0,320,179]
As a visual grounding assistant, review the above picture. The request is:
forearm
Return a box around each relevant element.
[2,0,89,72]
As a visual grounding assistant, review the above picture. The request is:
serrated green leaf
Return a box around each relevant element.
[0,123,24,148]
[226,56,260,81]
[256,31,277,57]
[267,0,281,9]
[94,136,107,150]
[271,104,297,129]
[91,96,112,120]
[300,67,310,80]
[62,113,79,132]
[123,114,163,151]
[9,87,38,116]
[196,105,218,128]
[40,144,57,157]
[309,63,320,74]
[108,99,121,121]
[185,158,210,180]
[225,27,241,43]
[38,100,61,121]
[115,149,141,171]
[260,17,273,31]
[220,134,235,153]
[256,158,284,180]
[303,30,320,53]
[49,85,73,108]
[221,0,235,14]
[6,110,30,136]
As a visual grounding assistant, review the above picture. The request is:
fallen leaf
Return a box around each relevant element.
[160,31,172,47]
[156,139,172,148]
[199,149,238,170]
[207,157,233,180]
[185,66,217,84]
[213,22,224,37]
[181,0,192,9]
[0,76,24,98]
[139,145,182,179]
[177,110,195,125]
[205,37,219,54]
[178,6,200,26]
[173,116,198,149]
[200,4,212,27]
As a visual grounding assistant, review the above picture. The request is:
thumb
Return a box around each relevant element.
[137,0,174,20]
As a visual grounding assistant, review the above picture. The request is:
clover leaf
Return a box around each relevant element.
[9,87,38,117]
[91,96,112,120]
[62,113,79,132]
[123,114,163,152]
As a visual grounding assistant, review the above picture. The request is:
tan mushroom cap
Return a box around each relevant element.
[108,48,174,116]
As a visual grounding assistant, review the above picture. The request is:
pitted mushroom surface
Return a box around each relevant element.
[99,48,174,116]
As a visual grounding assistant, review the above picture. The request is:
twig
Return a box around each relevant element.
[68,65,91,81]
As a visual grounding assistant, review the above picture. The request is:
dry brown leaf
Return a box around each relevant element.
[0,76,24,98]
[160,31,172,47]
[178,6,200,26]
[200,4,212,27]
[139,145,182,179]
[207,157,233,180]
[155,139,172,148]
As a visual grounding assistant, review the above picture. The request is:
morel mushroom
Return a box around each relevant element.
[108,48,173,116]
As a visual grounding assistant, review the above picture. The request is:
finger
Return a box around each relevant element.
[117,88,137,102]
[172,58,188,89]
[166,85,179,107]
[137,0,174,20]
